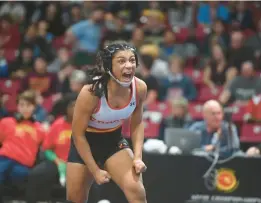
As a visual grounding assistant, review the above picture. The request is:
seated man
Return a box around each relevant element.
[0,90,45,201]
[219,61,261,106]
[189,100,241,158]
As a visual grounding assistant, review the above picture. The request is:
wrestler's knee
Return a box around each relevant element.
[123,181,146,202]
[67,189,90,203]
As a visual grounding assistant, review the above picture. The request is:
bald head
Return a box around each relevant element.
[203,100,223,130]
[203,100,222,113]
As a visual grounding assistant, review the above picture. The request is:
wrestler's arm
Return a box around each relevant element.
[72,85,100,174]
[130,78,147,160]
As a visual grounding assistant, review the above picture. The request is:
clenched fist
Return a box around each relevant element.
[133,159,147,174]
[94,169,111,185]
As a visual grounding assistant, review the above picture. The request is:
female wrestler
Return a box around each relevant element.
[67,42,147,203]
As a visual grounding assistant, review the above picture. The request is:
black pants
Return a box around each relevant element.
[25,161,58,203]
[68,127,130,167]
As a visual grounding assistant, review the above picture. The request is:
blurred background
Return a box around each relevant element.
[1,1,261,203]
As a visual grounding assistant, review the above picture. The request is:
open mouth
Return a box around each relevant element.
[122,73,133,81]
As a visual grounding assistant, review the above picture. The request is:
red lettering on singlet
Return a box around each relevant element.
[90,116,124,124]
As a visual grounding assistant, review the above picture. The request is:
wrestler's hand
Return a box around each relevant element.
[133,159,147,174]
[94,169,111,185]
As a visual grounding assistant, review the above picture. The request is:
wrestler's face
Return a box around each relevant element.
[112,50,136,83]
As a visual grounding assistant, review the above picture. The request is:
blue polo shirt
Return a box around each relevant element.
[71,20,102,53]
[189,121,240,158]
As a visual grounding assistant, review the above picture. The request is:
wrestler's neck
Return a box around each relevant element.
[107,79,130,97]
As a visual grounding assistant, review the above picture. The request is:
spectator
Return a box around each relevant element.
[82,2,95,19]
[167,1,193,29]
[243,94,261,123]
[245,18,261,69]
[201,19,230,57]
[203,44,228,89]
[48,46,70,73]
[159,97,193,140]
[159,30,184,60]
[26,94,77,203]
[40,3,66,37]
[66,7,105,54]
[219,61,261,105]
[141,1,166,38]
[137,54,160,106]
[160,55,197,101]
[0,2,26,23]
[0,15,20,49]
[106,2,140,24]
[139,44,169,79]
[61,69,86,95]
[22,24,55,61]
[21,56,59,98]
[59,1,72,28]
[37,20,54,43]
[230,2,255,31]
[197,2,230,26]
[189,100,240,158]
[104,14,132,44]
[227,31,255,78]
[51,70,86,119]
[0,90,45,201]
[130,27,145,51]
[69,3,84,26]
[57,62,75,87]
[9,44,34,79]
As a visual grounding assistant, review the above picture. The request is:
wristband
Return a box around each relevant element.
[45,150,57,161]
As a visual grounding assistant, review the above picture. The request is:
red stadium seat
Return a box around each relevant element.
[52,35,72,50]
[122,118,161,139]
[224,103,246,123]
[184,67,204,86]
[195,24,207,42]
[197,86,223,102]
[146,101,172,118]
[174,27,189,43]
[240,123,261,143]
[0,79,21,95]
[188,103,203,120]
[144,120,160,138]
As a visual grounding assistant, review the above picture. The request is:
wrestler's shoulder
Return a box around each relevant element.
[134,77,147,100]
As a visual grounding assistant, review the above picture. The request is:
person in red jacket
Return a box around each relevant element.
[0,90,45,202]
[26,93,77,203]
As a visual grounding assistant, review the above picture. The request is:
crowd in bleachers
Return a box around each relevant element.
[1,1,261,201]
